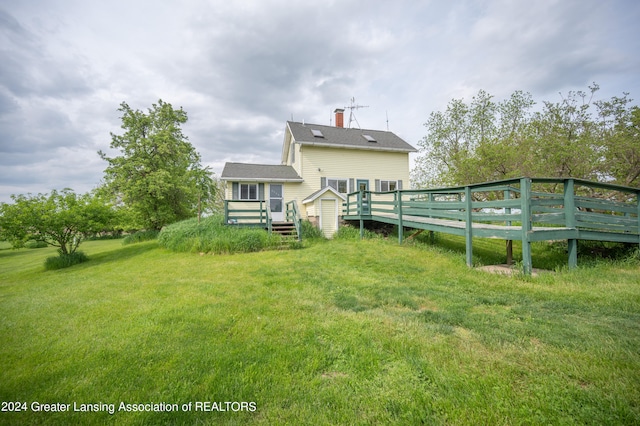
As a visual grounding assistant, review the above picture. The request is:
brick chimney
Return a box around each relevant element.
[334,108,344,128]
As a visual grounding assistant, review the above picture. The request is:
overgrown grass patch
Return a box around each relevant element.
[1,238,639,424]
[122,229,159,245]
[158,215,283,254]
[43,251,89,270]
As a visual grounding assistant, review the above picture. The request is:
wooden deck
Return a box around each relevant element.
[343,177,640,274]
[223,199,303,242]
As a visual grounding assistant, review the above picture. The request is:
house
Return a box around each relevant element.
[221,109,417,237]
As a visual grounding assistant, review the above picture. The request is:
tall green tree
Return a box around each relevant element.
[99,100,216,230]
[595,93,640,187]
[605,106,640,187]
[412,85,639,188]
[413,90,535,187]
[0,189,113,254]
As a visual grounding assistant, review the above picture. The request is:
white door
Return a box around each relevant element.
[270,184,284,222]
[320,199,338,238]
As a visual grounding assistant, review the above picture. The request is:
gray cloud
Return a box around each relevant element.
[1,0,639,203]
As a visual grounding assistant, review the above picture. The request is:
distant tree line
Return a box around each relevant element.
[412,84,640,189]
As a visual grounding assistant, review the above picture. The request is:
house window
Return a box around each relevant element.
[328,178,349,194]
[240,183,258,200]
[380,180,398,192]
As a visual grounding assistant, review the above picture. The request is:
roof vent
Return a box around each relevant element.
[311,129,324,138]
[362,134,377,142]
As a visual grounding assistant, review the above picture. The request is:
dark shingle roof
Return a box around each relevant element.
[287,121,416,152]
[221,163,303,181]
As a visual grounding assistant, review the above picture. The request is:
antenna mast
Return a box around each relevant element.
[344,97,368,129]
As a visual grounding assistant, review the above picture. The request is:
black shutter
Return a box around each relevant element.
[397,180,403,190]
[232,182,239,200]
[258,183,265,200]
[321,177,327,188]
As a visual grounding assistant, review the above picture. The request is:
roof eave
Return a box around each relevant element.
[302,186,347,204]
[296,140,417,153]
[221,177,304,183]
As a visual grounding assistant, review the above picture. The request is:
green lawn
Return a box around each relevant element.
[1,238,639,425]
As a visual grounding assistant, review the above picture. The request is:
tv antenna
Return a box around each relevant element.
[345,97,368,128]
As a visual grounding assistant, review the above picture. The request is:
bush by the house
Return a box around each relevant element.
[300,220,325,240]
[158,215,283,254]
[333,224,380,240]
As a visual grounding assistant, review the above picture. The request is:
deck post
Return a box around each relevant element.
[428,192,435,242]
[564,179,578,268]
[637,191,640,250]
[520,178,532,275]
[358,191,364,239]
[397,189,404,244]
[465,186,473,267]
[504,189,513,265]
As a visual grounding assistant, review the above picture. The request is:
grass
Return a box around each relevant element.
[158,216,284,254]
[1,237,639,425]
[122,230,159,245]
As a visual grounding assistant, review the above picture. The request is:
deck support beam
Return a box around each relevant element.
[465,186,473,267]
[397,190,404,244]
[505,189,513,265]
[564,179,578,269]
[637,193,640,251]
[358,191,364,239]
[520,178,532,275]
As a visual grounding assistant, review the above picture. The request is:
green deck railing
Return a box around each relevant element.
[224,199,302,241]
[224,200,271,228]
[285,200,302,241]
[343,177,640,274]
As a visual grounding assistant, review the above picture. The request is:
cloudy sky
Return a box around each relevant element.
[1,0,639,203]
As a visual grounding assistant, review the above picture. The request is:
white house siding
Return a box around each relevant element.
[225,141,411,224]
[292,146,410,218]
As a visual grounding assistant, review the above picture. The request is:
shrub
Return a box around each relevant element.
[158,215,284,254]
[122,230,159,245]
[24,239,48,249]
[300,220,325,240]
[333,224,380,240]
[44,251,89,270]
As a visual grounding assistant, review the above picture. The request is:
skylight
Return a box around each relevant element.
[311,129,324,138]
[362,134,377,142]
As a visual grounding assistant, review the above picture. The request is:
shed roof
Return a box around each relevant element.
[221,163,303,182]
[302,186,347,204]
[286,121,417,153]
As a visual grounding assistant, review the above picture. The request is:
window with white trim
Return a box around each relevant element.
[240,183,258,200]
[380,180,398,192]
[328,178,349,194]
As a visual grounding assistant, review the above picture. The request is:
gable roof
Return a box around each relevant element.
[221,163,303,182]
[286,121,417,153]
[302,186,347,204]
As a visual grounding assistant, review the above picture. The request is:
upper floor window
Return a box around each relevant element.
[328,178,349,194]
[380,180,398,192]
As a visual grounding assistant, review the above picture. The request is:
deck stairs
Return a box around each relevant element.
[271,222,300,247]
